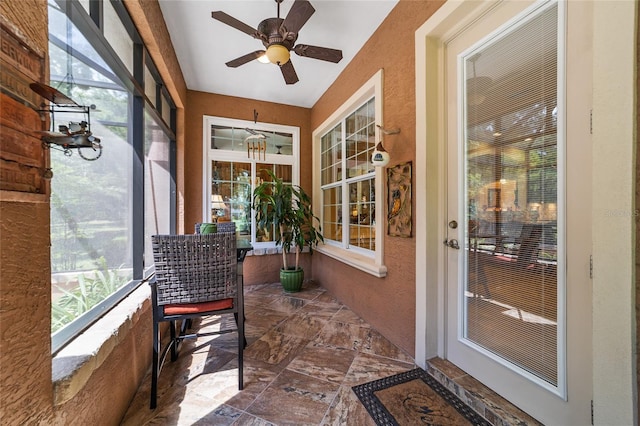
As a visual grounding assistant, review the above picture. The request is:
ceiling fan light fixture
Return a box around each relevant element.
[257,53,270,64]
[266,44,290,65]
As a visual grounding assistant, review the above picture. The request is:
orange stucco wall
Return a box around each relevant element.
[310,0,444,357]
[0,1,54,423]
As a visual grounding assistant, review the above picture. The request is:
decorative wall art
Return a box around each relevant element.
[387,161,412,237]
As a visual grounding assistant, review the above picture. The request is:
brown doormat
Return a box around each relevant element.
[352,368,491,426]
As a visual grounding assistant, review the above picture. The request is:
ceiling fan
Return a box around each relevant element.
[211,0,343,85]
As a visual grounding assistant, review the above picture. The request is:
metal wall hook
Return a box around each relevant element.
[376,124,401,135]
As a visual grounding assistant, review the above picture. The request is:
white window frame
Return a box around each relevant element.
[312,69,387,277]
[202,115,300,248]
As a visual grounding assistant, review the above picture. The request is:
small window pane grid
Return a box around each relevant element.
[321,123,342,185]
[206,119,298,248]
[346,99,376,178]
[320,98,376,253]
[211,161,252,237]
[49,0,177,354]
[211,125,294,156]
[349,180,375,250]
[322,186,342,242]
[463,4,559,386]
[255,165,293,243]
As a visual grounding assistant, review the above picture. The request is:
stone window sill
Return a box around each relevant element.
[51,285,151,406]
[316,244,387,277]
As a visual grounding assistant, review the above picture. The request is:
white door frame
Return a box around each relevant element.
[414,1,638,424]
[415,0,502,367]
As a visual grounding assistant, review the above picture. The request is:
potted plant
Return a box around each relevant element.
[252,170,323,293]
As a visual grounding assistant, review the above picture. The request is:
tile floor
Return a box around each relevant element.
[121,281,537,425]
[121,281,416,425]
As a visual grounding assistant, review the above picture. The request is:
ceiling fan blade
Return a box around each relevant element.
[211,11,261,39]
[280,61,299,85]
[280,0,315,35]
[293,44,343,63]
[225,51,266,68]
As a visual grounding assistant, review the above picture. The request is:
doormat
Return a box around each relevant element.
[352,368,491,426]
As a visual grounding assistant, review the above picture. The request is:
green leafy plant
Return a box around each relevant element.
[51,258,127,333]
[252,170,323,271]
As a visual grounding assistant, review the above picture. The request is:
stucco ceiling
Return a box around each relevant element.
[158,0,399,108]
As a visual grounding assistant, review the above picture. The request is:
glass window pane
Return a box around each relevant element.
[144,111,171,269]
[320,97,376,253]
[144,65,156,106]
[212,125,293,156]
[321,124,342,185]
[348,179,375,250]
[50,86,132,334]
[322,187,342,242]
[346,100,376,179]
[161,93,171,127]
[78,0,90,15]
[211,161,250,230]
[255,163,292,242]
[49,0,176,353]
[465,3,559,385]
[103,0,133,73]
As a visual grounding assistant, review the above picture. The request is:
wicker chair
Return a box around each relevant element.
[149,233,243,409]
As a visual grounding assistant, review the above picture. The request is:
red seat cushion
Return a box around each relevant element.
[163,298,234,315]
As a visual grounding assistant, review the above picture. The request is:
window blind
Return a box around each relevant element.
[463,3,559,385]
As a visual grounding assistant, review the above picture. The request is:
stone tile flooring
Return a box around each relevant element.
[121,281,415,425]
[121,281,537,425]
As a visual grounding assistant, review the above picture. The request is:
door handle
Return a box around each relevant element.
[443,238,460,249]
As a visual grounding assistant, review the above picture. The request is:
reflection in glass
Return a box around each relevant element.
[322,187,342,242]
[463,4,559,385]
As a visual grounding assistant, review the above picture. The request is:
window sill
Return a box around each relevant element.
[316,244,387,277]
[51,284,151,406]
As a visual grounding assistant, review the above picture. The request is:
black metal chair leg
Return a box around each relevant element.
[170,320,178,361]
[233,312,248,349]
[150,318,160,409]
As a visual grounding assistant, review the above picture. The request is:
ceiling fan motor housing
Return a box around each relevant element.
[258,18,296,50]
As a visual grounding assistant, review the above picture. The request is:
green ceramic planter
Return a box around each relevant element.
[280,267,304,293]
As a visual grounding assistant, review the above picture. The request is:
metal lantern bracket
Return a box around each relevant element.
[29,82,103,161]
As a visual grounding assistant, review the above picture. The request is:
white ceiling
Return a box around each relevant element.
[158,0,398,108]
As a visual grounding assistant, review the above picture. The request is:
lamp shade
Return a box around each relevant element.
[266,44,290,65]
[211,194,226,210]
[371,142,390,167]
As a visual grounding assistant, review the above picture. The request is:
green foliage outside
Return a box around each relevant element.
[51,258,128,333]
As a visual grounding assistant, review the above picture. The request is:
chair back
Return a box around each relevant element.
[151,233,237,306]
